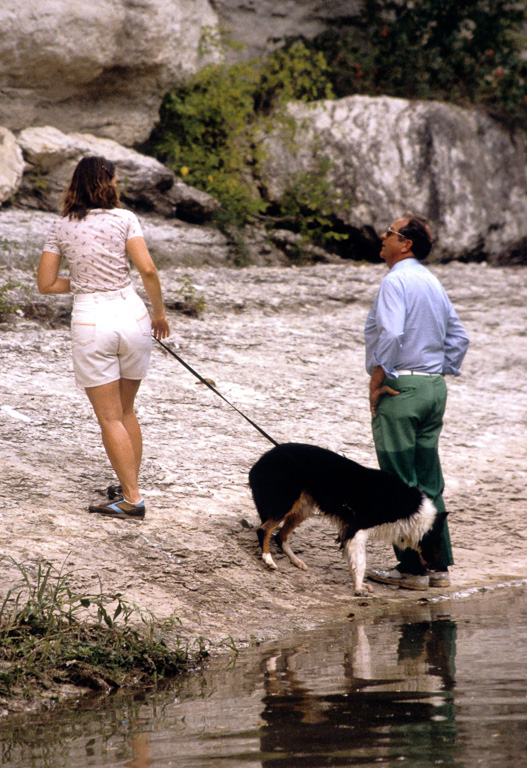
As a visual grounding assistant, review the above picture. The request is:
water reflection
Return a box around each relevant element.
[258,613,459,767]
[122,730,152,768]
[1,587,526,768]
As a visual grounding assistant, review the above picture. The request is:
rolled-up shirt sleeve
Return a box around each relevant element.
[442,307,469,375]
[365,280,406,378]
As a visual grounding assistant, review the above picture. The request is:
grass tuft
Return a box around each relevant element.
[0,558,208,702]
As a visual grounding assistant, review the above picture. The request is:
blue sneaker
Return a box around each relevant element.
[89,496,145,519]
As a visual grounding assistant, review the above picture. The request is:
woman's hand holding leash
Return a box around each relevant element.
[151,315,170,340]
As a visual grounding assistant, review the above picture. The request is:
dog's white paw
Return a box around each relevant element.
[280,542,307,570]
[262,553,277,569]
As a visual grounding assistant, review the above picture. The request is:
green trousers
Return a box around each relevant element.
[372,374,454,574]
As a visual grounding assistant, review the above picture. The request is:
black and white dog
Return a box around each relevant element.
[249,443,439,595]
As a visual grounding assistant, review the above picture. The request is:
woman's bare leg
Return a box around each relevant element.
[85,378,142,503]
[119,378,143,475]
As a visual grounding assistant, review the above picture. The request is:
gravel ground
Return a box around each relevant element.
[1,260,526,654]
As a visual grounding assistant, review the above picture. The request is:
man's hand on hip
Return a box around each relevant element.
[369,366,399,418]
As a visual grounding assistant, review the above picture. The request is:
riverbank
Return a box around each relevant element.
[1,260,526,712]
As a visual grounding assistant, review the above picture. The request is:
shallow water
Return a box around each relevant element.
[1,585,527,768]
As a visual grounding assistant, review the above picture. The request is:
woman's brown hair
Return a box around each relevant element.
[62,156,120,219]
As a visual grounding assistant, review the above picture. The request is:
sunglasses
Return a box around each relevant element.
[386,228,406,239]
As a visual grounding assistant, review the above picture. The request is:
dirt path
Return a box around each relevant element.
[1,260,526,651]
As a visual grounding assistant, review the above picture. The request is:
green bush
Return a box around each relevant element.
[276,159,350,253]
[256,40,334,113]
[154,60,262,223]
[311,0,527,123]
[150,41,335,233]
[0,278,21,321]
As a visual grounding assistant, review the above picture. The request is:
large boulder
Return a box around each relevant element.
[0,0,220,146]
[0,128,24,205]
[15,126,220,222]
[260,95,527,263]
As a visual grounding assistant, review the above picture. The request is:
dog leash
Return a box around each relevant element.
[153,337,279,447]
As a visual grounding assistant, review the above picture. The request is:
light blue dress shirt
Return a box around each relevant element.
[365,258,469,378]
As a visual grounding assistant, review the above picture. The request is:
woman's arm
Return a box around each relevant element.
[37,252,71,294]
[126,236,170,340]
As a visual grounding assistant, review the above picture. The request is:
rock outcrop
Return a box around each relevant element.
[0,0,367,144]
[0,0,220,145]
[2,95,527,264]
[260,95,527,263]
[0,127,234,269]
[0,128,24,205]
[15,126,220,222]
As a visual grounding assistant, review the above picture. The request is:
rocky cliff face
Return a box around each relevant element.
[0,128,23,204]
[0,0,220,145]
[1,1,527,264]
[2,93,527,266]
[212,0,362,59]
[0,1,367,143]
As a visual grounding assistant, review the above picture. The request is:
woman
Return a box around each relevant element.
[38,155,170,519]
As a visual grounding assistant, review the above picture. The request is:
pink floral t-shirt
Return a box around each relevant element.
[43,208,143,294]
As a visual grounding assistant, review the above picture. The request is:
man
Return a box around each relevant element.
[365,215,469,590]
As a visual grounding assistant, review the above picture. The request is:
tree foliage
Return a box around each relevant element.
[312,0,527,121]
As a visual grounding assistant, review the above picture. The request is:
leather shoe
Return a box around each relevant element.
[428,570,450,588]
[367,568,430,590]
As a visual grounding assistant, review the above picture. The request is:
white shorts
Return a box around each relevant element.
[71,284,153,389]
